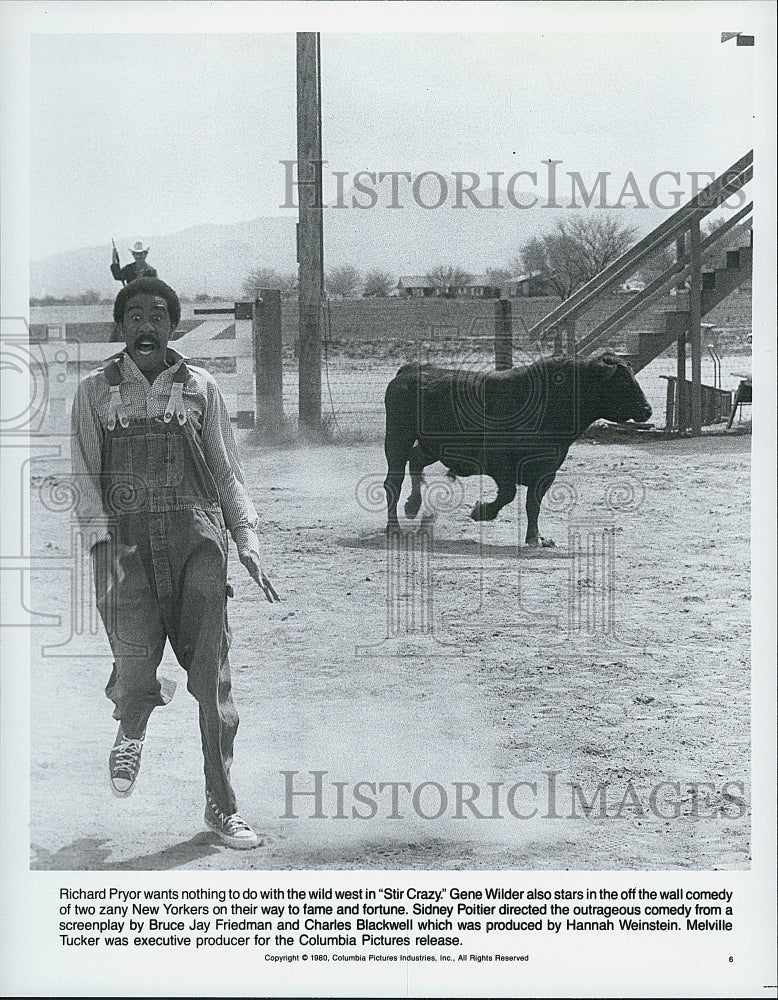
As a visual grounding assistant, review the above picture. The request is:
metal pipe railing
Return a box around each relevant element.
[526,151,753,341]
[574,200,753,355]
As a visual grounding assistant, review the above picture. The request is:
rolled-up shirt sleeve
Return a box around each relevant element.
[70,378,111,546]
[201,379,260,553]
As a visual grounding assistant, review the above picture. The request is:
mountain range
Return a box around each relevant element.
[31,196,669,299]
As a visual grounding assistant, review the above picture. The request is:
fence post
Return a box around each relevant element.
[254,290,284,436]
[564,317,577,357]
[675,233,688,433]
[235,301,255,429]
[494,297,512,370]
[676,333,687,432]
[689,215,703,437]
[664,375,676,431]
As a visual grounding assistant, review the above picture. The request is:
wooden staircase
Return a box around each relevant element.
[526,150,753,432]
[623,236,752,373]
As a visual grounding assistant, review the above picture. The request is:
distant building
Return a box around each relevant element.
[458,275,501,299]
[397,276,437,297]
[507,271,559,297]
[397,274,501,298]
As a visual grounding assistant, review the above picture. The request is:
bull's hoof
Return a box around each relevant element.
[404,497,422,519]
[524,535,556,548]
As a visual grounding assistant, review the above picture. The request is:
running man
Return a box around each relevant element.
[71,276,277,849]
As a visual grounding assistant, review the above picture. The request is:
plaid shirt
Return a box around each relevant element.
[70,348,260,553]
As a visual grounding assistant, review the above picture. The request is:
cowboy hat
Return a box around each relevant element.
[129,241,149,254]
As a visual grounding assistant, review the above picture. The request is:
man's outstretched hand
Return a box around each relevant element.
[238,549,280,602]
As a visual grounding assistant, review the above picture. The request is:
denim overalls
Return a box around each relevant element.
[94,359,239,814]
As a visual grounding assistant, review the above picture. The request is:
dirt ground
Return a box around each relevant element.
[29,429,751,871]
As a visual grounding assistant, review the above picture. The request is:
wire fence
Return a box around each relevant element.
[29,296,752,439]
[288,326,751,439]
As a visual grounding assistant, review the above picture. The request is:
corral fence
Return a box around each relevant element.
[287,295,751,438]
[27,292,751,440]
[25,301,258,437]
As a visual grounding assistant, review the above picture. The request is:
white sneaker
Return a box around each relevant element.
[108,726,144,797]
[204,794,260,850]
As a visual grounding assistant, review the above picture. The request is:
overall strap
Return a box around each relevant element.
[103,359,129,430]
[163,361,191,425]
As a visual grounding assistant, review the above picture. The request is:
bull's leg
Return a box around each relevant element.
[524,475,554,546]
[404,443,428,520]
[384,438,411,533]
[471,480,517,521]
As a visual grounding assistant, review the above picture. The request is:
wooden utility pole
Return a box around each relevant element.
[296,32,323,434]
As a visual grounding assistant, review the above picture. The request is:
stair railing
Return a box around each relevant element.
[526,150,753,351]
[575,198,753,356]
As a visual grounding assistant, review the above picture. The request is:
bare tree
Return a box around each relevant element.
[242,266,297,298]
[326,265,362,298]
[425,265,472,296]
[362,269,395,297]
[636,243,677,285]
[485,267,515,293]
[519,214,638,299]
[507,253,526,276]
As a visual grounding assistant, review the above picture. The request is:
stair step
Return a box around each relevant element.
[571,221,752,373]
[664,312,690,337]
[736,244,752,269]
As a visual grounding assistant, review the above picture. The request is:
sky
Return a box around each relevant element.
[20,6,764,259]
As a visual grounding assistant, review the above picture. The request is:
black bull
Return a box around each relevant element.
[383,352,652,544]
